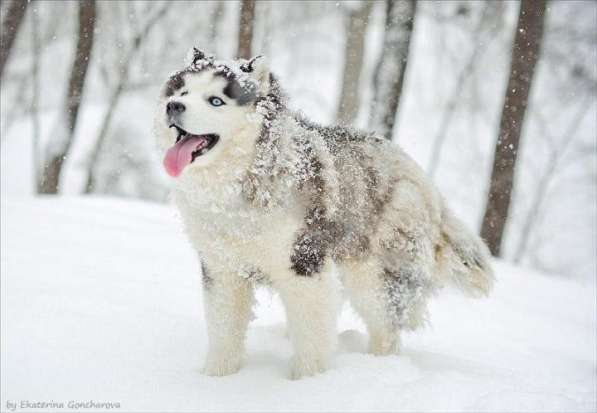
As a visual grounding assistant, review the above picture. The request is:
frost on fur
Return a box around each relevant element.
[155,52,495,378]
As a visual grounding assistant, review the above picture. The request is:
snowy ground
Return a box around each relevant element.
[1,196,596,412]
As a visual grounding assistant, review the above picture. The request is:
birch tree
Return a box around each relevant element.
[480,0,548,256]
[369,0,416,140]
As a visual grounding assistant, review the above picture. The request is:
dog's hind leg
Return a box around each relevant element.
[338,179,438,355]
[339,259,401,355]
[273,267,339,379]
[339,255,433,356]
[201,262,254,376]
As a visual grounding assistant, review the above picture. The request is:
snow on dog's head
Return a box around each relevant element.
[154,47,270,177]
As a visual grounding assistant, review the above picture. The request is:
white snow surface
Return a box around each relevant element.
[1,196,596,412]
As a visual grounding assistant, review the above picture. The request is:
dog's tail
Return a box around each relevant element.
[436,204,494,297]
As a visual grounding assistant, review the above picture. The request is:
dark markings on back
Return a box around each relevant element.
[291,206,330,276]
[289,114,394,274]
[294,115,383,155]
[290,140,342,276]
[294,115,395,263]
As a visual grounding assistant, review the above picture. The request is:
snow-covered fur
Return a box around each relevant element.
[154,49,494,379]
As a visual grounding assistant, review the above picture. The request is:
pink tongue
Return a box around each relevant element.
[163,136,208,177]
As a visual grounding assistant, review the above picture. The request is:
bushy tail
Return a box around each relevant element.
[437,205,494,297]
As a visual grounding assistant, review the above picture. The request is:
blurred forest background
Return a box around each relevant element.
[0,0,595,283]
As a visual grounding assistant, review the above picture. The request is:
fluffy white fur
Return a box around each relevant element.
[154,52,494,379]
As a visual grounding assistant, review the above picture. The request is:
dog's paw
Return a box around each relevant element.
[202,353,243,377]
[368,334,400,356]
[289,354,329,380]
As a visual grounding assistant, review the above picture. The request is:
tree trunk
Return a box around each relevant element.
[336,2,374,126]
[480,0,547,256]
[369,0,416,140]
[0,0,29,81]
[39,0,96,194]
[30,4,41,193]
[237,0,255,59]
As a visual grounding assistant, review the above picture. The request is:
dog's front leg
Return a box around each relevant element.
[201,263,253,376]
[274,270,338,379]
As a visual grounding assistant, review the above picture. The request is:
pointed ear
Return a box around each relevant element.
[186,47,212,66]
[241,55,269,92]
[192,47,206,62]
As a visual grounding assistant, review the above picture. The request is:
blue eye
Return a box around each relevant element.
[208,96,225,107]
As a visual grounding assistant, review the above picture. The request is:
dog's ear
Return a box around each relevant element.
[240,55,269,92]
[186,47,212,66]
[192,47,206,63]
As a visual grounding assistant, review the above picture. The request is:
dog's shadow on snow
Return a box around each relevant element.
[245,326,369,377]
[337,329,368,353]
[401,348,498,377]
[244,326,494,379]
[338,329,493,376]
[245,324,292,375]
[343,330,501,382]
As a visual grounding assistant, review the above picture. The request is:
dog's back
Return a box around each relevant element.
[268,114,494,332]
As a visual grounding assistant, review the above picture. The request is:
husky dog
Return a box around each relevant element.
[154,48,494,379]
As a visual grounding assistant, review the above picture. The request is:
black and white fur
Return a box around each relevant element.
[154,49,494,379]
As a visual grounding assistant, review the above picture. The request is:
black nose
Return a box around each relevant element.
[166,101,185,115]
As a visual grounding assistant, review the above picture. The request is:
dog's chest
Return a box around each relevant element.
[175,189,302,276]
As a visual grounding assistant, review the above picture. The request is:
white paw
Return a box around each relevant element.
[202,352,243,377]
[368,334,400,356]
[289,354,329,380]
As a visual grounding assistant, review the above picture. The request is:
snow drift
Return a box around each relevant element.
[1,196,595,412]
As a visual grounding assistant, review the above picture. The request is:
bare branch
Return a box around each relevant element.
[84,1,170,193]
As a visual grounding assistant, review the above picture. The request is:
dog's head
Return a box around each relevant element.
[155,48,270,177]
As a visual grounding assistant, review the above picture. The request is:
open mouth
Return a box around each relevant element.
[170,124,219,160]
[163,124,220,177]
